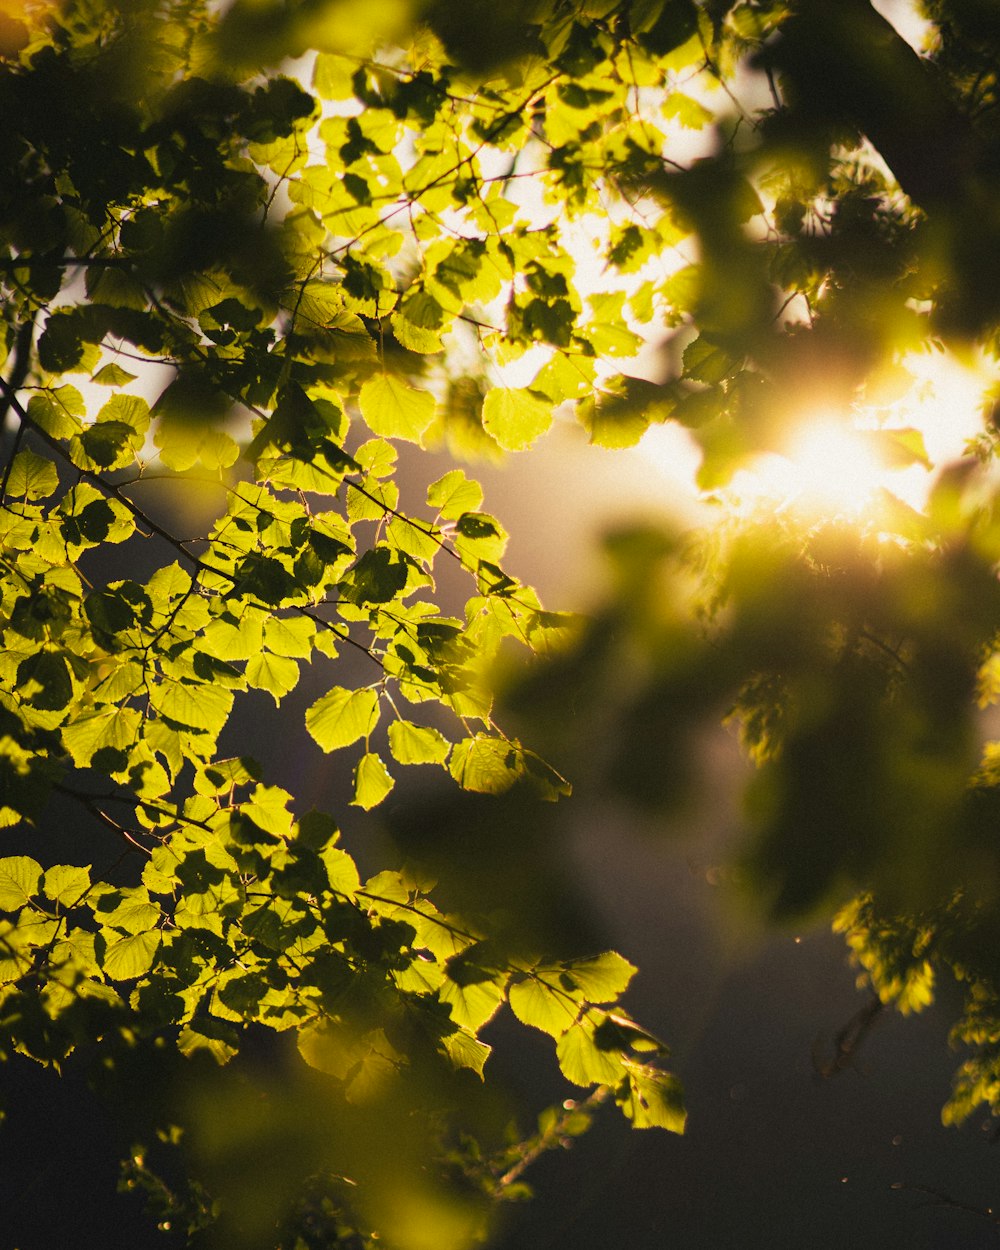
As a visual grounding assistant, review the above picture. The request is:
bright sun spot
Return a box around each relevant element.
[733,417,891,518]
[636,348,992,521]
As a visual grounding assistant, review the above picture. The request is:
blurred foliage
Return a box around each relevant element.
[6,0,1000,1243]
[502,474,1000,1130]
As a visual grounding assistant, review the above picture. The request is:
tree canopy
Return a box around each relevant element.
[4,0,1000,1245]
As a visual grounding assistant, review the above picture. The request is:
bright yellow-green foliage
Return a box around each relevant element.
[0,1,720,1243]
[9,0,1000,1242]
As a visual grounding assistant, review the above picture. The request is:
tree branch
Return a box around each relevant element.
[0,318,36,500]
[763,0,1000,327]
[766,0,979,213]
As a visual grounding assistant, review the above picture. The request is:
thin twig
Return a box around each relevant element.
[892,1182,1000,1227]
[495,1087,612,1193]
[812,993,884,1079]
[52,783,153,855]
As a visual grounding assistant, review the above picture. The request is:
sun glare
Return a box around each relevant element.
[637,348,992,522]
[733,418,891,518]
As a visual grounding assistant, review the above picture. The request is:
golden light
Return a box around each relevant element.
[636,348,992,522]
[729,415,895,519]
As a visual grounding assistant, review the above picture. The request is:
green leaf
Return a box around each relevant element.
[352,752,394,809]
[449,735,522,794]
[391,292,446,353]
[587,405,652,449]
[619,1062,687,1132]
[96,393,151,436]
[42,864,91,907]
[673,385,724,428]
[440,976,505,1031]
[77,421,140,469]
[246,651,300,703]
[201,612,265,662]
[17,651,74,711]
[662,91,713,128]
[7,449,58,499]
[313,51,356,100]
[297,1019,355,1078]
[102,895,161,934]
[27,389,85,439]
[38,312,84,372]
[148,678,234,734]
[453,512,508,565]
[558,952,637,1002]
[91,362,138,386]
[244,783,295,838]
[359,374,437,443]
[557,1015,628,1087]
[482,387,553,451]
[233,553,298,605]
[0,856,42,909]
[62,707,142,768]
[508,974,579,1038]
[262,615,315,658]
[102,930,161,981]
[194,756,262,796]
[72,499,117,545]
[440,1028,492,1078]
[246,383,337,462]
[387,719,450,765]
[177,1025,237,1064]
[532,351,597,402]
[355,438,397,478]
[343,547,410,604]
[581,292,644,358]
[682,335,737,384]
[306,686,380,751]
[607,222,655,273]
[427,469,484,520]
[320,844,361,895]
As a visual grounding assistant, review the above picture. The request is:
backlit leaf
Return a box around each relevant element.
[306,686,380,751]
[246,652,300,703]
[557,1014,628,1087]
[440,975,505,1031]
[262,615,315,658]
[102,930,161,981]
[359,374,437,443]
[508,974,579,1038]
[148,679,234,734]
[7,449,58,499]
[427,469,484,519]
[42,864,91,907]
[388,719,450,766]
[557,952,637,1002]
[352,752,394,809]
[91,363,138,386]
[0,857,42,909]
[62,707,142,767]
[440,1028,491,1077]
[619,1063,687,1132]
[449,735,521,793]
[482,387,553,451]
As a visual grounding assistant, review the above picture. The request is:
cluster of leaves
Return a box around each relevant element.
[0,809,679,1240]
[0,0,730,1243]
[9,0,1000,1240]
